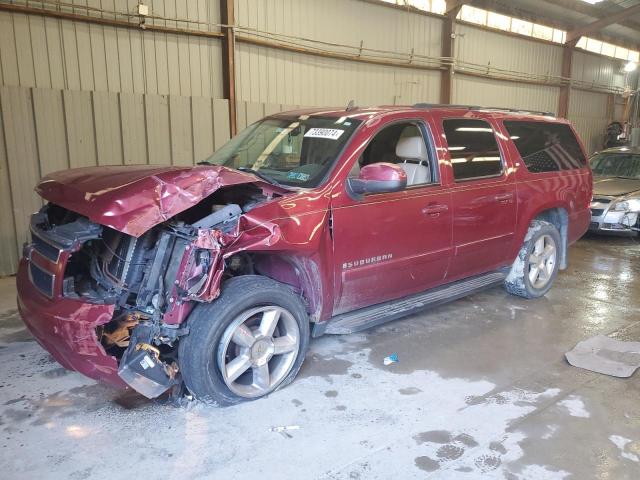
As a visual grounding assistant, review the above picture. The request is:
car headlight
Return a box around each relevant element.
[612,198,640,213]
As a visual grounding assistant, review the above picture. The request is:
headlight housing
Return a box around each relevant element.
[612,198,640,213]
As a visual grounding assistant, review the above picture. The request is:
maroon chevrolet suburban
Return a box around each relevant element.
[17,104,592,405]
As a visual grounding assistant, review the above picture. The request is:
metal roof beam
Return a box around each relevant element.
[468,0,640,50]
[445,0,470,18]
[538,0,640,35]
[566,4,640,44]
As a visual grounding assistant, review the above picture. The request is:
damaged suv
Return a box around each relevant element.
[18,105,592,405]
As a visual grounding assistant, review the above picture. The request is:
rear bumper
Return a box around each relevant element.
[17,259,126,388]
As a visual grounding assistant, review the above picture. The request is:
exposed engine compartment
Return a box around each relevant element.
[29,184,274,398]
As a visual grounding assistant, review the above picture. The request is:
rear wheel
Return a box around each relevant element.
[178,275,309,405]
[504,220,560,299]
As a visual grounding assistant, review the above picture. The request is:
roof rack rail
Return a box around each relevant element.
[413,103,480,110]
[412,103,555,117]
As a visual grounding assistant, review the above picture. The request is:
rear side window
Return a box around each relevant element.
[503,121,587,173]
[442,119,503,181]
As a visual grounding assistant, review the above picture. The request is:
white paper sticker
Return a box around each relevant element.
[304,128,345,140]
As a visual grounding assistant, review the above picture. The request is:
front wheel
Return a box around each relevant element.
[504,220,561,299]
[178,275,310,405]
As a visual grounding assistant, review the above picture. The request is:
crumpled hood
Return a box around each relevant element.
[36,165,287,237]
[593,177,640,197]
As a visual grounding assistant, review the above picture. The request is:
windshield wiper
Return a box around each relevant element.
[237,167,287,188]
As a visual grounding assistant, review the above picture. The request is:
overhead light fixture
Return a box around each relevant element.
[624,61,638,73]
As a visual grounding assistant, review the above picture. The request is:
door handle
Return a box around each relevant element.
[422,204,449,216]
[494,193,514,203]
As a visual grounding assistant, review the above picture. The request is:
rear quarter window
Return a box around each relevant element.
[503,121,587,173]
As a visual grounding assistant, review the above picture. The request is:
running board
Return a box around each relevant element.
[319,271,507,335]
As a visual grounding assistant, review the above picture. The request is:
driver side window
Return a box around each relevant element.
[351,122,435,186]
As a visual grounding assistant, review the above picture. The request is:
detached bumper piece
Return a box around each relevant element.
[118,325,179,399]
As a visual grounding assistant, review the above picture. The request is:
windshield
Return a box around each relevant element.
[590,153,640,179]
[205,116,362,188]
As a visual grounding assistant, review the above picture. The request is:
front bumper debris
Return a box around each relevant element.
[17,259,126,388]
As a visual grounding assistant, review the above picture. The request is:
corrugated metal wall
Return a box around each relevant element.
[455,24,563,78]
[0,84,232,275]
[453,76,560,114]
[569,89,610,155]
[0,6,224,98]
[234,0,442,106]
[453,23,562,116]
[0,0,629,275]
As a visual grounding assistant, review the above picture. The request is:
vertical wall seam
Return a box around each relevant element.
[90,90,99,164]
[28,87,42,181]
[0,89,19,267]
[142,92,150,164]
[11,13,21,85]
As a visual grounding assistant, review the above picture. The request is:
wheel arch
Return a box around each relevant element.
[245,253,327,323]
[532,207,569,269]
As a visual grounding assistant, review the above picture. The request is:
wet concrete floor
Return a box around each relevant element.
[0,234,639,479]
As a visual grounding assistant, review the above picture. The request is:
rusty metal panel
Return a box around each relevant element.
[0,93,19,276]
[93,91,124,166]
[63,90,98,168]
[120,92,148,165]
[192,97,215,163]
[0,87,42,254]
[145,93,172,165]
[32,88,69,176]
[169,95,194,166]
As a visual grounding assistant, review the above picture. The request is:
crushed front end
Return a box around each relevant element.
[18,195,262,398]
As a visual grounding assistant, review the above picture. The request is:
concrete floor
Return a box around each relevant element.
[1,235,639,479]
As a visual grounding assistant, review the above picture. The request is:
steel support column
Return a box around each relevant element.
[220,0,237,137]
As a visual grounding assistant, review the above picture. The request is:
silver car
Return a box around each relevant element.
[589,147,640,235]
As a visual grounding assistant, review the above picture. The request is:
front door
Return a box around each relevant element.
[331,121,453,315]
[439,117,517,279]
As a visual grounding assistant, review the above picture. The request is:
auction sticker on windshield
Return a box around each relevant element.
[304,128,345,140]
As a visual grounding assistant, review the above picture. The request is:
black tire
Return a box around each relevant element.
[178,275,310,406]
[504,220,561,299]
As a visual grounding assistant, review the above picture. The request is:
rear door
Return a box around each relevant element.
[331,119,453,314]
[439,117,518,280]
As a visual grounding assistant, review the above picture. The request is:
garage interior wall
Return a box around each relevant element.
[0,0,631,276]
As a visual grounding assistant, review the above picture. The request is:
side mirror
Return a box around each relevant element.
[347,163,407,195]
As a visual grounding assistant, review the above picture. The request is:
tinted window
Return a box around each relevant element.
[503,121,586,173]
[590,153,640,179]
[443,119,503,181]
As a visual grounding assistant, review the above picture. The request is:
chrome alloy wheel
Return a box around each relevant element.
[217,306,300,398]
[528,234,557,289]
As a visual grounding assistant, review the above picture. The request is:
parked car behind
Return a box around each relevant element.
[17,105,592,405]
[589,147,640,236]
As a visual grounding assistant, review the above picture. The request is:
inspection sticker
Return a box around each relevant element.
[304,128,345,140]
